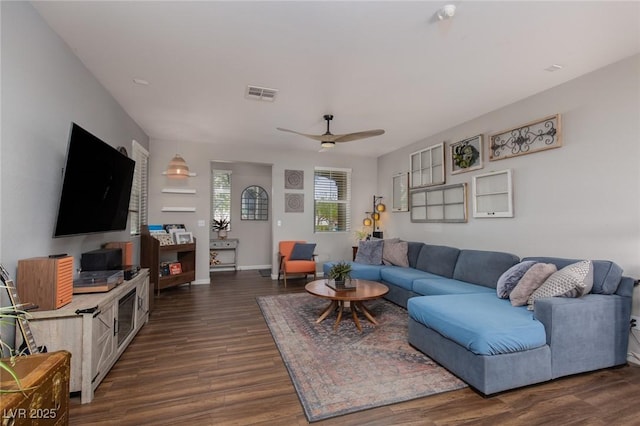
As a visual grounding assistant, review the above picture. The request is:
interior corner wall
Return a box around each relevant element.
[378,54,640,278]
[0,2,149,278]
[148,138,377,284]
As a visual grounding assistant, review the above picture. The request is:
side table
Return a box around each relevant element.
[210,238,239,271]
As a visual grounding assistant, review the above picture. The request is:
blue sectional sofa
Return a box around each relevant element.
[323,242,634,395]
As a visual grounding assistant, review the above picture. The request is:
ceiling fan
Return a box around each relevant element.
[277,114,385,149]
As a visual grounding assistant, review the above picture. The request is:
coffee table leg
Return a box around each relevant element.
[350,303,362,332]
[316,300,338,324]
[333,301,344,329]
[355,302,379,325]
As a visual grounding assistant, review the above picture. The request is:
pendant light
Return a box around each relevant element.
[166,154,190,179]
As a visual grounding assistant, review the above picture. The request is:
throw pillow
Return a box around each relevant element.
[354,239,384,265]
[510,263,557,307]
[289,243,316,260]
[496,261,538,299]
[382,240,409,267]
[526,260,594,310]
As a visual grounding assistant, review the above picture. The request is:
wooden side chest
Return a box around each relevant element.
[0,350,71,426]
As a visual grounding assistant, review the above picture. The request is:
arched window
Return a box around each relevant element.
[241,185,268,220]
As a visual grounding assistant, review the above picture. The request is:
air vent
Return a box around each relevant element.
[245,85,278,102]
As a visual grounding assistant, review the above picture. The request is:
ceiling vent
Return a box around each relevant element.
[246,85,278,102]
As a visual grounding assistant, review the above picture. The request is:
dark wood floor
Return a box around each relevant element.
[69,271,640,425]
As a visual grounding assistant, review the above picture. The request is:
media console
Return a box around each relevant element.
[16,270,149,403]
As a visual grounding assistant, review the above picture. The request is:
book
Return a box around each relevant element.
[169,262,182,275]
[325,280,357,292]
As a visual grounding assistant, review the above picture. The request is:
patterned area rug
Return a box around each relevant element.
[257,293,467,422]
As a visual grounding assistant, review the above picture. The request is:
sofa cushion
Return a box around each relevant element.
[496,261,538,299]
[354,239,383,265]
[322,261,384,281]
[382,240,409,267]
[522,257,622,295]
[526,260,594,310]
[406,242,424,269]
[414,244,460,278]
[379,267,438,291]
[413,277,495,296]
[453,249,520,288]
[510,263,557,306]
[408,293,547,356]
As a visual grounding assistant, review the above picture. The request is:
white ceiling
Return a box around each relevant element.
[33,1,640,157]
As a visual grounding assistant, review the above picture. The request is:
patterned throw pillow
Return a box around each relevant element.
[354,239,384,265]
[496,261,538,299]
[382,240,409,267]
[510,263,557,307]
[526,260,594,310]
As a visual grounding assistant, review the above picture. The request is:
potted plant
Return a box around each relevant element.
[211,217,230,239]
[328,261,352,286]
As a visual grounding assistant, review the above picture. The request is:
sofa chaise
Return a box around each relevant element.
[323,241,634,395]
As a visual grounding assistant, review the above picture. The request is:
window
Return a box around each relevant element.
[211,169,232,229]
[241,185,268,220]
[314,167,351,232]
[129,141,149,235]
[409,142,445,188]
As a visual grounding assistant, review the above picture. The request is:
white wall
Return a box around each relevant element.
[0,2,149,277]
[378,54,640,278]
[148,138,378,284]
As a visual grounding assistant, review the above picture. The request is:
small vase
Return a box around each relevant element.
[217,230,227,239]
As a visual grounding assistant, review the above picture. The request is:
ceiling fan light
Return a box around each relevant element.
[321,141,335,148]
[166,154,190,178]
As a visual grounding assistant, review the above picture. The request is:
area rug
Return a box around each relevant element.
[257,293,467,422]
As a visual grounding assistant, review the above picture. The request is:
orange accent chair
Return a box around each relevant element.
[278,241,317,287]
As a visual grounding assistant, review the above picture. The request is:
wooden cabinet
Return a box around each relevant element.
[140,227,196,297]
[0,350,71,425]
[16,271,149,404]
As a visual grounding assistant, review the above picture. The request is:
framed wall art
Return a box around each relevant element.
[285,193,304,213]
[284,169,304,189]
[490,114,561,161]
[409,142,445,188]
[392,172,409,212]
[450,135,483,174]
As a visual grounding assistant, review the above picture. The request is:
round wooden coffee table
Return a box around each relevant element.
[305,279,389,332]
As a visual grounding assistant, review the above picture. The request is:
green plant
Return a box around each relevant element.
[328,261,352,282]
[0,295,29,393]
[353,228,369,242]
[211,217,230,231]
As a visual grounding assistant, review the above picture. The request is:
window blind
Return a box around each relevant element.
[129,140,149,235]
[314,167,351,232]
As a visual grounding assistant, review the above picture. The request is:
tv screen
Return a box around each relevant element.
[54,123,135,237]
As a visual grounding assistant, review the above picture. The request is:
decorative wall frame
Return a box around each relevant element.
[489,114,561,161]
[410,183,467,223]
[409,142,445,188]
[450,135,483,174]
[472,169,513,218]
[285,170,304,189]
[241,185,269,220]
[285,193,304,213]
[392,172,409,212]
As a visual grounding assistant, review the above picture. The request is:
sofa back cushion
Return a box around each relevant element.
[453,249,520,288]
[414,244,460,278]
[406,242,424,269]
[522,256,622,295]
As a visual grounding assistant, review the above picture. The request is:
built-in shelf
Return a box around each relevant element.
[161,207,196,212]
[161,188,196,194]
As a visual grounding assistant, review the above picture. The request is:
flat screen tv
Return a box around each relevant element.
[54,123,135,237]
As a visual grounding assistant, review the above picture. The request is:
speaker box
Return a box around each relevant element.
[81,248,122,271]
[17,256,74,311]
[103,241,133,266]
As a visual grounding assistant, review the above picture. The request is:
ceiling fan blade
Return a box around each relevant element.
[276,127,328,142]
[334,129,385,143]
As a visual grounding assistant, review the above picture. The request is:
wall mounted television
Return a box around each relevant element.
[54,123,135,237]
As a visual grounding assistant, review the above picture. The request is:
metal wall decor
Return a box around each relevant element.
[284,169,304,189]
[490,114,561,161]
[450,135,483,174]
[285,193,304,213]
